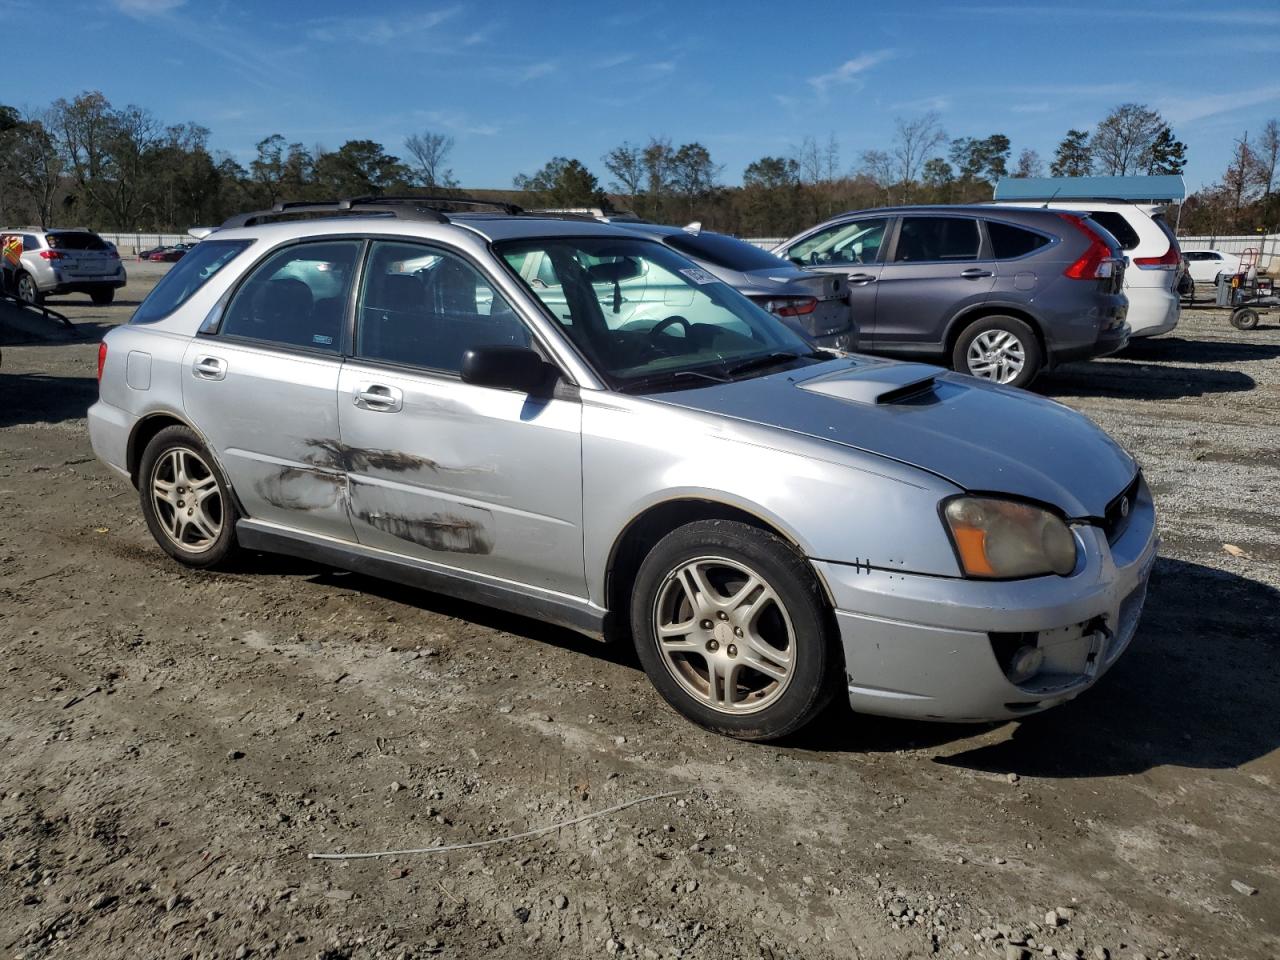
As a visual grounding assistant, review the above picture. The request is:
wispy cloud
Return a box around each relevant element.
[412,109,500,137]
[115,0,184,16]
[955,4,1280,27]
[892,94,950,112]
[593,53,635,70]
[1157,85,1280,125]
[307,6,463,44]
[515,60,557,83]
[1010,102,1051,113]
[647,60,677,75]
[807,49,897,96]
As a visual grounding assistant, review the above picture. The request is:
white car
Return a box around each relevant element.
[1182,249,1245,285]
[993,200,1181,338]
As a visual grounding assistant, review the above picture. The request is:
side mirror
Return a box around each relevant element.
[460,345,556,394]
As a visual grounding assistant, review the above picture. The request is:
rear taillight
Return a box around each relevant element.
[750,295,818,317]
[1133,246,1180,269]
[97,342,107,382]
[38,250,64,260]
[1058,214,1119,280]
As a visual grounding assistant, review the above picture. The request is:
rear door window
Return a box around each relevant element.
[986,220,1050,260]
[1086,211,1140,250]
[893,217,980,262]
[219,240,361,352]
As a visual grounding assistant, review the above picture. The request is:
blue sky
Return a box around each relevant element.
[10,0,1280,194]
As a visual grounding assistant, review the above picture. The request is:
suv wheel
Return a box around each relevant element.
[954,315,1042,388]
[16,272,41,306]
[138,425,240,568]
[90,289,115,306]
[630,519,836,741]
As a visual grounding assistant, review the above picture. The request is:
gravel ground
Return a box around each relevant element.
[1,275,1277,960]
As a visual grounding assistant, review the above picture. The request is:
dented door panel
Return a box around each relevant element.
[336,361,586,596]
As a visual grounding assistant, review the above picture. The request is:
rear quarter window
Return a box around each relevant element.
[1086,211,1140,250]
[986,221,1050,260]
[131,239,254,325]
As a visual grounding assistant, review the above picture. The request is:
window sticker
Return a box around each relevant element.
[679,267,718,285]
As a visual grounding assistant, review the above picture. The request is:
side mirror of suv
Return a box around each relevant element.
[461,345,557,394]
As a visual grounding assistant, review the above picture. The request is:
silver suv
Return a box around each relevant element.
[90,198,1156,741]
[0,228,128,305]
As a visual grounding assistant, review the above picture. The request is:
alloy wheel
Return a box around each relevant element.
[150,447,223,553]
[967,329,1026,383]
[17,274,37,305]
[652,556,796,715]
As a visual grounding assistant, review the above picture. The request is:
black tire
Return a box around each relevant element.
[90,289,115,306]
[1230,308,1260,331]
[138,425,240,568]
[952,315,1042,389]
[16,272,42,306]
[629,519,837,741]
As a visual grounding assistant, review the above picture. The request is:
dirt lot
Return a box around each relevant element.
[1,269,1278,960]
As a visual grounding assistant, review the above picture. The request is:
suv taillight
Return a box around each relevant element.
[750,295,818,317]
[38,250,64,260]
[97,342,107,382]
[1133,246,1180,269]
[1058,214,1119,280]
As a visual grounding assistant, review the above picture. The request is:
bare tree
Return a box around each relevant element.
[1254,118,1279,199]
[602,140,645,199]
[890,112,946,199]
[793,133,840,185]
[404,131,457,190]
[1090,103,1166,176]
[1222,132,1261,222]
[1013,148,1043,179]
[858,148,896,203]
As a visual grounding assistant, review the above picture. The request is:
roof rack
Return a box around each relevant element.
[528,207,646,223]
[220,195,526,230]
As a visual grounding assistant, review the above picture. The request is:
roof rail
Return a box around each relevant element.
[221,197,452,229]
[348,194,526,216]
[528,207,646,223]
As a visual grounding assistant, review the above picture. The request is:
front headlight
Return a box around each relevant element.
[942,496,1077,579]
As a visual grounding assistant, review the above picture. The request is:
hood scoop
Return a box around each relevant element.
[797,362,939,406]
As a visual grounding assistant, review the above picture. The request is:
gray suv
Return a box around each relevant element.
[89,198,1155,741]
[0,228,128,305]
[773,206,1130,388]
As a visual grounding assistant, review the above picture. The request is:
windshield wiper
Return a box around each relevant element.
[620,368,732,394]
[722,351,810,378]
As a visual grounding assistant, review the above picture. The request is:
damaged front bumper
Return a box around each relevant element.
[813,479,1158,722]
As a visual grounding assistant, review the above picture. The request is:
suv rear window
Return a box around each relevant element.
[46,232,108,251]
[986,221,1050,260]
[662,233,788,272]
[131,240,254,325]
[1085,211,1140,250]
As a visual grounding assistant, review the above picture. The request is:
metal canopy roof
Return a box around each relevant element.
[993,175,1186,204]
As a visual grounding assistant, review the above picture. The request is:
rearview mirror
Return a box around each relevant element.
[586,257,643,284]
[460,346,557,394]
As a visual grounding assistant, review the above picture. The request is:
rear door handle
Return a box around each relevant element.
[192,356,226,381]
[353,382,403,413]
[847,273,877,285]
[961,268,994,280]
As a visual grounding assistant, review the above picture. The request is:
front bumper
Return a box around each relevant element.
[815,479,1158,721]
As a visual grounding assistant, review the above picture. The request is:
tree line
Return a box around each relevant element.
[0,90,1273,239]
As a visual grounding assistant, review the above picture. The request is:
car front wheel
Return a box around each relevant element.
[953,315,1042,388]
[630,519,837,741]
[16,272,41,306]
[138,425,240,568]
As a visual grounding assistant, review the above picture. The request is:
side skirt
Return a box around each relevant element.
[236,518,607,640]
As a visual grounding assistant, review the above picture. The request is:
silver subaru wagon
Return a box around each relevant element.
[89,198,1157,741]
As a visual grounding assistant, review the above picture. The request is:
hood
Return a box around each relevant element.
[652,357,1136,518]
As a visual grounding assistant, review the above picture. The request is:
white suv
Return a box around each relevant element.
[995,201,1180,338]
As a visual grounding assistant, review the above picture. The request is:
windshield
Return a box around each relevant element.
[131,239,254,324]
[497,236,815,389]
[661,232,791,272]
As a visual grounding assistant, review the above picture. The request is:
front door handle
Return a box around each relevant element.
[192,356,226,381]
[961,268,994,280]
[847,273,877,285]
[353,382,403,412]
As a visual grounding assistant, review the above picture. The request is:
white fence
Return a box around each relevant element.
[99,232,191,255]
[1175,233,1278,271]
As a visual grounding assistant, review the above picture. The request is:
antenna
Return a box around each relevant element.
[1040,187,1062,209]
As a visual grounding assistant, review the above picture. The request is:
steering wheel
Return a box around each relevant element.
[648,315,691,341]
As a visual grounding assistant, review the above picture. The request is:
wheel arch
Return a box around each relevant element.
[602,497,836,640]
[944,303,1047,367]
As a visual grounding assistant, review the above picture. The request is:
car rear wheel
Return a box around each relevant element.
[630,519,837,741]
[90,289,115,306]
[953,315,1041,388]
[16,272,41,306]
[138,425,240,568]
